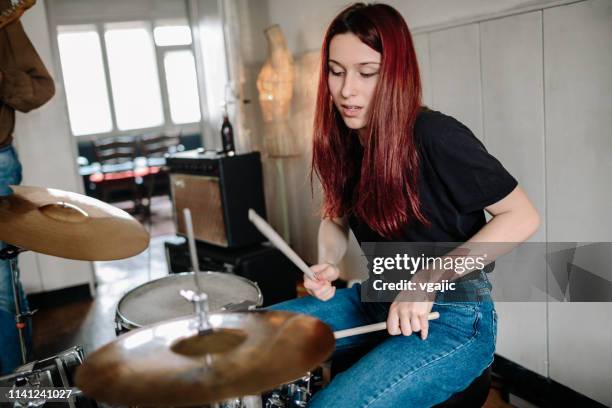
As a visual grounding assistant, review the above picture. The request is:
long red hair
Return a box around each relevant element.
[312,3,428,238]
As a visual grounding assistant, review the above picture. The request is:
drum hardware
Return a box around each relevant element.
[221,299,258,311]
[0,244,36,365]
[180,289,213,334]
[0,346,97,408]
[263,369,325,408]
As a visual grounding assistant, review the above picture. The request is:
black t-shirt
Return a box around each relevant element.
[349,108,518,244]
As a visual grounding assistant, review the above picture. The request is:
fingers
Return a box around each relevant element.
[386,304,401,335]
[419,314,429,340]
[388,302,433,339]
[303,274,324,292]
[308,280,335,301]
[304,263,339,301]
[303,270,336,301]
[316,284,336,301]
[311,263,339,282]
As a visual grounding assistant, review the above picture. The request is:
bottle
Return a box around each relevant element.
[220,113,235,155]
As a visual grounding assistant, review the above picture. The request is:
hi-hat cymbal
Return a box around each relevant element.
[0,185,149,260]
[75,311,335,406]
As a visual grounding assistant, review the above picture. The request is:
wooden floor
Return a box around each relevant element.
[29,197,515,408]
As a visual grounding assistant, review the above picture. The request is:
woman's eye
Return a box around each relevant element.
[329,69,344,77]
[360,72,378,78]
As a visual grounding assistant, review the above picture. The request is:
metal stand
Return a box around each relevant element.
[180,289,212,335]
[0,245,33,365]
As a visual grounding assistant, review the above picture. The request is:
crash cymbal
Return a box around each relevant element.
[75,311,335,406]
[0,185,149,260]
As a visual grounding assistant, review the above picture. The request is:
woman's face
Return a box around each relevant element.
[328,33,381,132]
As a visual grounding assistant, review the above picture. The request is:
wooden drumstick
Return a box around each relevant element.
[334,312,440,339]
[248,209,316,280]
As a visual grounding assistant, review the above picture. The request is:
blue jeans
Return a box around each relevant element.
[0,144,30,375]
[268,272,497,407]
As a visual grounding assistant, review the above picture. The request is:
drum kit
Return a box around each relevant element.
[0,185,438,407]
[0,185,334,407]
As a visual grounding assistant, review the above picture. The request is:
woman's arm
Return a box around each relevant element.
[304,216,349,301]
[318,216,350,265]
[471,185,540,243]
[388,185,540,339]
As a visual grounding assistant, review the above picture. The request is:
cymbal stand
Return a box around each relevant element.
[0,244,34,365]
[180,290,212,335]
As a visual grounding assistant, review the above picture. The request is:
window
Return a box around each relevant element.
[57,25,113,136]
[164,50,201,124]
[56,20,201,137]
[153,25,192,46]
[105,22,164,131]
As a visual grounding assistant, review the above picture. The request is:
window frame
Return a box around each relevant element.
[54,19,201,139]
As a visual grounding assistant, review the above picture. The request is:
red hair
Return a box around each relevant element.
[312,2,428,238]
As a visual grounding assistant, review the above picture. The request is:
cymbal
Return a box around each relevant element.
[0,185,149,260]
[75,311,335,406]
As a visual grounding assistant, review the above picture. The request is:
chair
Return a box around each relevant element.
[331,347,491,407]
[89,136,142,210]
[138,133,181,215]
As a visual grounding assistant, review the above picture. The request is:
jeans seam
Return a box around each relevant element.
[362,315,482,408]
[433,301,481,311]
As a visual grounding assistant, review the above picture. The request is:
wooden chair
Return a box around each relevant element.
[138,132,181,215]
[89,136,142,210]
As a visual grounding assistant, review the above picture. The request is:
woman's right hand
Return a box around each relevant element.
[303,263,340,301]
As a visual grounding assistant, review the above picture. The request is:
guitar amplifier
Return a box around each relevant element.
[167,150,266,248]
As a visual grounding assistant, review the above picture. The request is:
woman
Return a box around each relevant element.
[270,3,540,407]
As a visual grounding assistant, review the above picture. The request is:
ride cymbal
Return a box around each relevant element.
[0,185,149,260]
[75,311,335,406]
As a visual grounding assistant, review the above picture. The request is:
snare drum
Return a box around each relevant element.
[115,271,263,334]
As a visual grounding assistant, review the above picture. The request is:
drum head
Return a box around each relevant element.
[117,272,262,329]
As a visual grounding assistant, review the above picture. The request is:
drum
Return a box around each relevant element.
[0,346,97,408]
[115,271,263,334]
[262,369,324,408]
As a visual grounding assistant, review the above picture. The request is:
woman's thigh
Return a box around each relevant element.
[309,300,497,408]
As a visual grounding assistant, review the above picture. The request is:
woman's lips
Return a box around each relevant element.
[341,105,362,118]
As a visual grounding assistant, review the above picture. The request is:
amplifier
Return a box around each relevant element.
[167,150,267,248]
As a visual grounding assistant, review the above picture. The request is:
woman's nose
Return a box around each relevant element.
[340,73,358,98]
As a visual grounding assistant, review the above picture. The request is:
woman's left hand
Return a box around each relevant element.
[386,294,434,340]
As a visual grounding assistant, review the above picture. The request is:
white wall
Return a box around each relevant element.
[13,1,94,293]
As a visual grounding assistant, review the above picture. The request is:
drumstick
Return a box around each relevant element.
[334,312,440,339]
[248,209,316,280]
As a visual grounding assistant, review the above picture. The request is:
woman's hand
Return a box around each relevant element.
[303,263,340,301]
[387,293,434,340]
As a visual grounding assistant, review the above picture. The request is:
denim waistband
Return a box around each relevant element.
[436,270,492,303]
